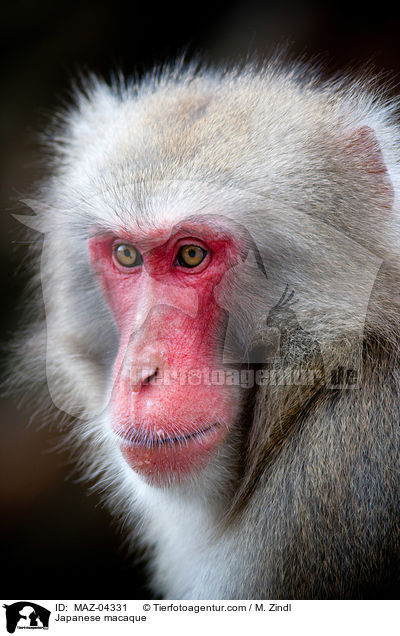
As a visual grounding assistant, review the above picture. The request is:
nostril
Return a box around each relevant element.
[143,367,159,384]
[130,366,160,391]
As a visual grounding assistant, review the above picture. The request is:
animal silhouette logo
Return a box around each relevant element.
[3,602,50,633]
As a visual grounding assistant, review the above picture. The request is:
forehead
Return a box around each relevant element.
[86,168,266,243]
[62,71,344,250]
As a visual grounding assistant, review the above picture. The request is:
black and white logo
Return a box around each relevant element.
[2,602,50,633]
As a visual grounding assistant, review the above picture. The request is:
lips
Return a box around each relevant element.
[118,422,218,447]
[116,421,224,483]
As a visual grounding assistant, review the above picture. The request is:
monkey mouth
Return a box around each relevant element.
[116,422,220,448]
[115,421,224,481]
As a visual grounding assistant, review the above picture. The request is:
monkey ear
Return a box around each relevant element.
[343,126,394,209]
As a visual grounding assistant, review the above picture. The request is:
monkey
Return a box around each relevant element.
[9,60,400,599]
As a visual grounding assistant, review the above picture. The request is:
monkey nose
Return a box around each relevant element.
[129,365,160,392]
[123,339,167,392]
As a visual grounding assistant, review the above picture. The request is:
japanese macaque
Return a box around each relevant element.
[11,61,400,599]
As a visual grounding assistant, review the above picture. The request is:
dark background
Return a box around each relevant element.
[1,0,400,599]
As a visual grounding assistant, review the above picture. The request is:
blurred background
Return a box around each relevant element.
[1,0,400,599]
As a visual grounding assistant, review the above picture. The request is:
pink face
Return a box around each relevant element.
[88,221,243,484]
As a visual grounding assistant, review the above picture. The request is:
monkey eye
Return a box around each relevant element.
[176,245,207,268]
[113,243,142,268]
